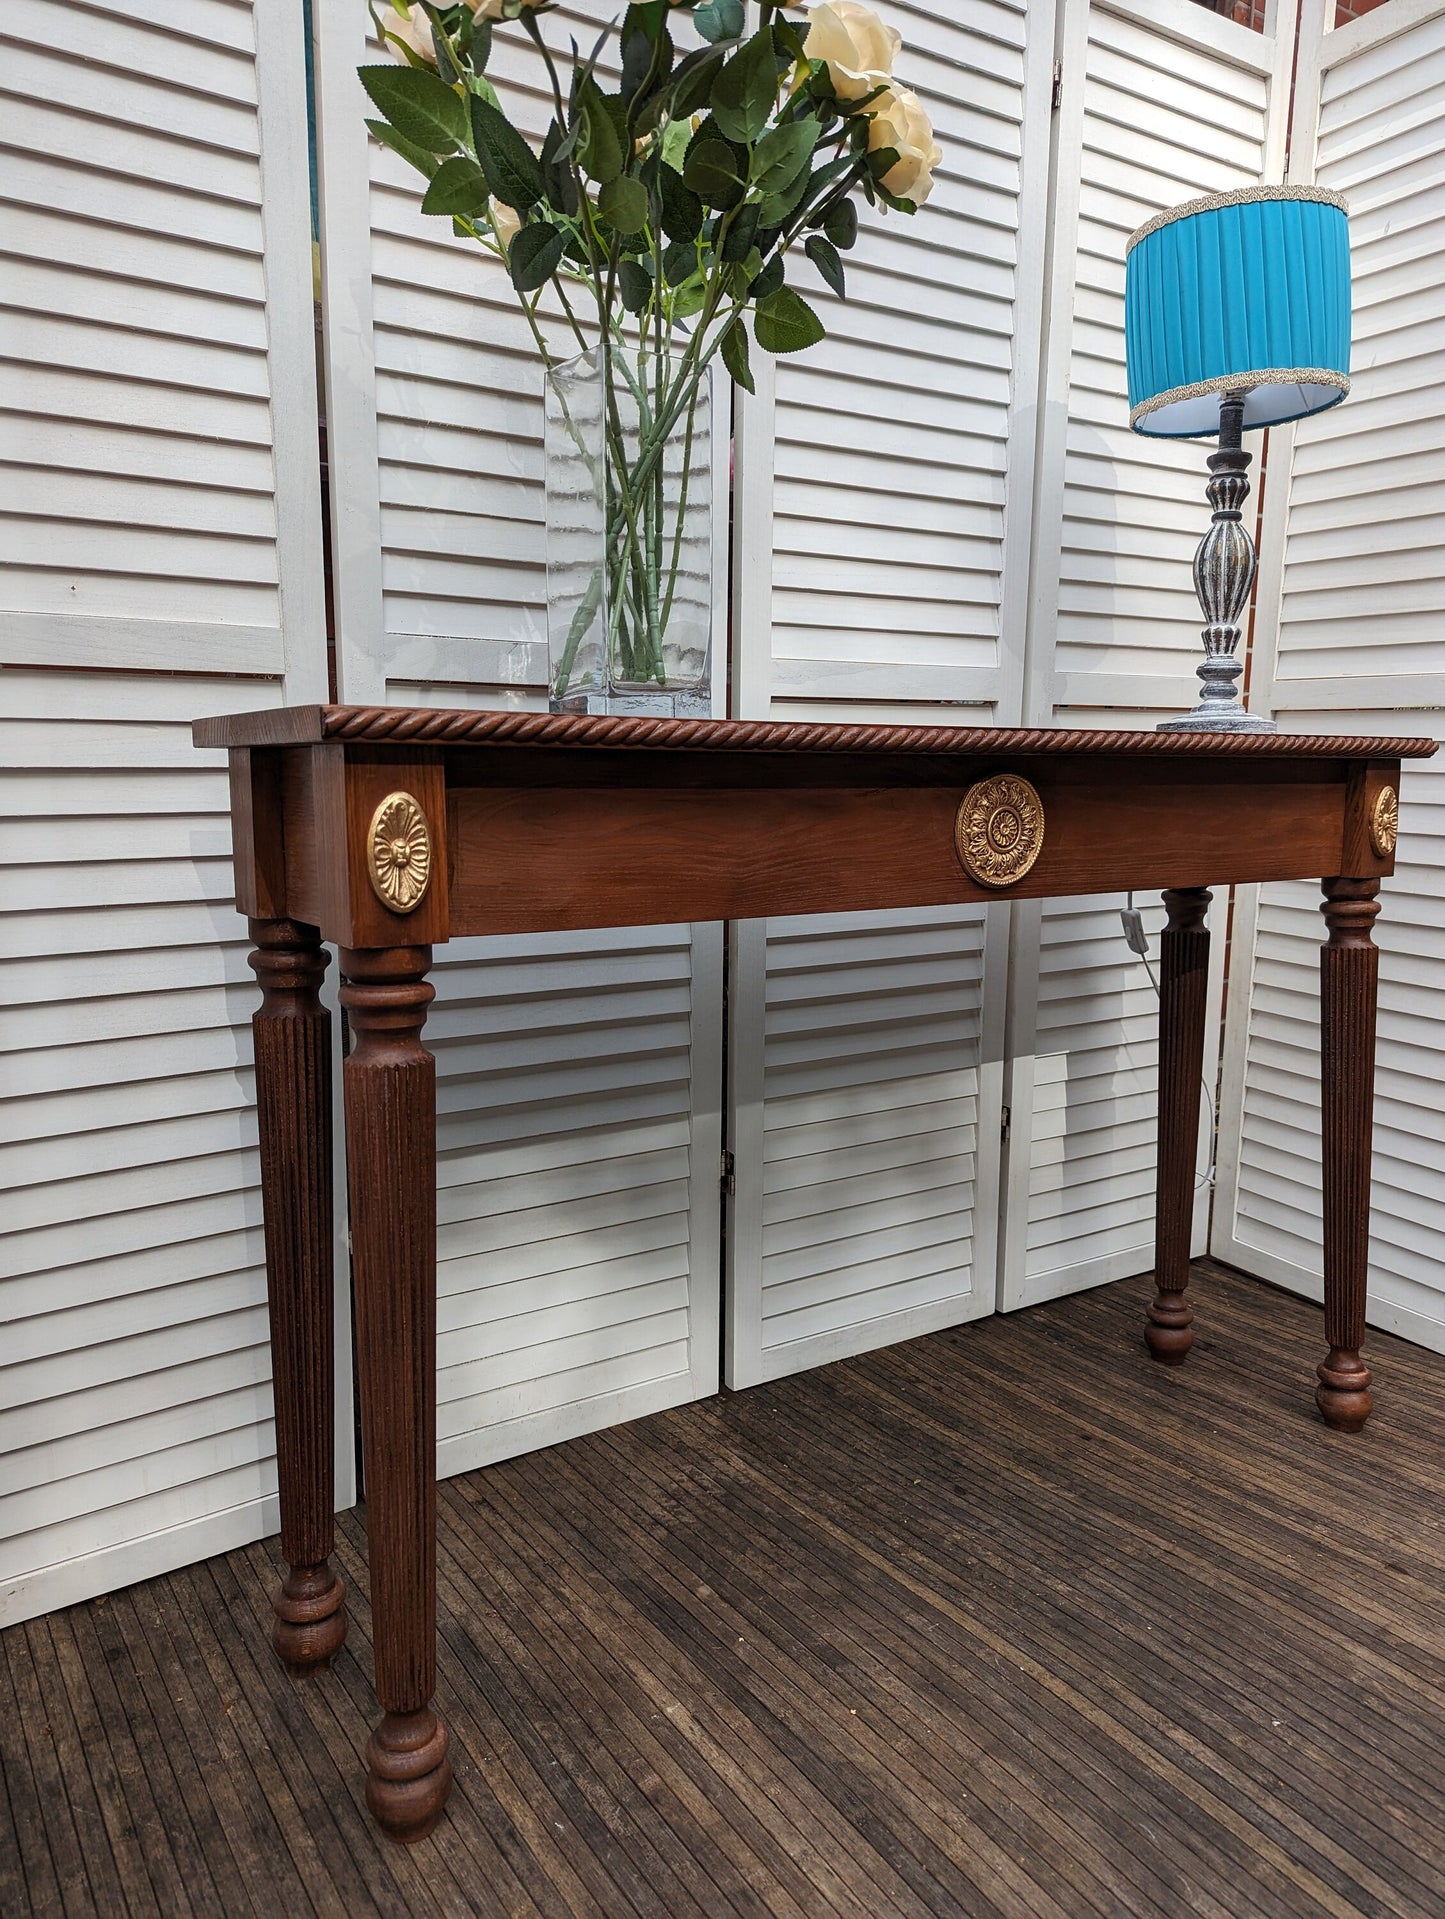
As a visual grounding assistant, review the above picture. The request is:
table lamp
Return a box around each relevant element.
[1124,185,1352,733]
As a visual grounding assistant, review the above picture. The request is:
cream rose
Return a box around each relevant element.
[489,197,522,253]
[379,4,438,65]
[804,3,901,102]
[867,85,941,206]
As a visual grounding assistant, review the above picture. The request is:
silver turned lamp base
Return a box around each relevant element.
[1157,390,1276,735]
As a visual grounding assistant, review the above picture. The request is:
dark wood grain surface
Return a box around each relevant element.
[203,707,1435,950]
[7,1262,1445,1919]
[1145,890,1211,1364]
[444,769,1354,933]
[247,920,346,1672]
[1316,880,1383,1432]
[340,947,452,1841]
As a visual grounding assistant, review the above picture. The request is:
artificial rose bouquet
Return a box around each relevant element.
[362,0,941,703]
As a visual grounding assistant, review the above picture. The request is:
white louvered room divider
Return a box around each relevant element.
[14,0,1435,1631]
[0,0,340,1624]
[312,0,727,1474]
[724,0,1056,1383]
[1214,0,1445,1354]
[996,0,1295,1311]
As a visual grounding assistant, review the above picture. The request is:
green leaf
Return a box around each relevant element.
[821,194,859,249]
[662,238,698,287]
[598,174,650,234]
[659,163,704,242]
[750,119,820,197]
[624,0,669,34]
[729,247,763,299]
[805,232,846,298]
[693,0,746,45]
[670,47,726,120]
[420,154,490,216]
[508,222,565,293]
[720,200,761,262]
[464,16,493,73]
[365,117,440,181]
[751,253,784,301]
[621,9,673,101]
[576,79,626,184]
[712,29,778,146]
[754,286,825,355]
[683,138,746,211]
[469,93,545,209]
[720,317,756,395]
[757,165,813,229]
[671,279,707,319]
[772,17,808,64]
[540,120,580,215]
[358,63,470,155]
[618,256,654,314]
[660,117,693,173]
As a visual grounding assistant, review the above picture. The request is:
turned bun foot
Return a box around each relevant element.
[272,1564,347,1672]
[366,1709,453,1844]
[1145,1291,1194,1365]
[1315,1348,1373,1433]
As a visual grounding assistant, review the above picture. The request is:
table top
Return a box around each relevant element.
[195,705,1439,762]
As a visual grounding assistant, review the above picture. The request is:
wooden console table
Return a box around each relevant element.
[194,703,1436,1844]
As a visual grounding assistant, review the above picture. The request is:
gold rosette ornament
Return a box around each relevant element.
[1370,785,1399,860]
[367,792,433,914]
[955,774,1046,888]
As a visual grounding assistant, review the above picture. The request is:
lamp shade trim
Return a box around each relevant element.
[1125,183,1349,256]
[1130,368,1350,435]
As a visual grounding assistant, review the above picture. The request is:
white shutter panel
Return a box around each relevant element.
[725,0,1054,1384]
[727,907,1006,1384]
[759,0,1046,716]
[0,0,336,1624]
[998,0,1289,1309]
[1214,0,1445,1354]
[314,0,724,1472]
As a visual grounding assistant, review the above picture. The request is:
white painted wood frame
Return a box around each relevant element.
[0,0,344,1627]
[725,0,1056,1384]
[1213,0,1445,1355]
[996,0,1296,1313]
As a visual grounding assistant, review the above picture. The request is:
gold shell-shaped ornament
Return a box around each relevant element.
[1369,784,1399,860]
[955,775,1046,888]
[367,792,433,914]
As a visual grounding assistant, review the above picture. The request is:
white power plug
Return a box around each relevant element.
[1119,906,1150,958]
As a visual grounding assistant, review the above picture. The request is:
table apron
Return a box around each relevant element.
[444,773,1360,935]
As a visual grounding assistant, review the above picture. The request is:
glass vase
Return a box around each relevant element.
[544,345,714,718]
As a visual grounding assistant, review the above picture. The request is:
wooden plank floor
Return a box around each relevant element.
[6,1261,1445,1919]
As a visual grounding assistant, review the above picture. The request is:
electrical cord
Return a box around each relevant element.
[1122,893,1217,1193]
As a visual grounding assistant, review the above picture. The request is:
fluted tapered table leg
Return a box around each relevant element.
[1146,888,1212,1364]
[1316,878,1380,1432]
[248,919,347,1671]
[340,945,452,1844]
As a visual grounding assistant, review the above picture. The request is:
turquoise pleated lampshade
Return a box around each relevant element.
[1125,186,1351,438]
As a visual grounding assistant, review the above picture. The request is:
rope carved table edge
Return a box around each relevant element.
[195,703,1441,761]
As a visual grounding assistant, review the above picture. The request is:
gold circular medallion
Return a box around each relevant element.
[1369,784,1399,860]
[367,791,433,914]
[955,774,1046,888]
